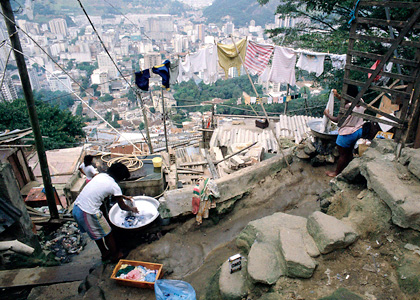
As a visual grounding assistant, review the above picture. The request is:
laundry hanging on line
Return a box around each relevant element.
[134,69,151,91]
[134,38,347,91]
[296,50,326,77]
[244,40,274,76]
[152,59,171,90]
[269,46,297,86]
[217,38,247,79]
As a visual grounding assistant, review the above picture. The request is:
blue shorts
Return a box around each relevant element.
[336,128,363,148]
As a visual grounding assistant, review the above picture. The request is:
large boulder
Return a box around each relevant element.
[247,242,284,285]
[407,150,420,181]
[307,211,358,254]
[236,212,319,257]
[278,228,317,278]
[397,253,420,296]
[362,159,420,231]
[219,259,250,300]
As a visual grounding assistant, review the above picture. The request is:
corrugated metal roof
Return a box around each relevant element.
[210,115,320,152]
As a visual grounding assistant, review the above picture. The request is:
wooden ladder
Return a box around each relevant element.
[339,1,420,147]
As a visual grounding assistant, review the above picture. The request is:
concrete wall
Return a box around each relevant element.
[160,150,292,218]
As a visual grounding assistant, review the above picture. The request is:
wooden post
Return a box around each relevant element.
[161,87,169,152]
[211,104,215,129]
[229,36,293,174]
[1,0,59,219]
[284,84,290,115]
[136,91,153,153]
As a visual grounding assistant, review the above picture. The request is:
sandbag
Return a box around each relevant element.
[154,279,196,300]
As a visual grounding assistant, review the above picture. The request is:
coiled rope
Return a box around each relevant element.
[100,153,144,172]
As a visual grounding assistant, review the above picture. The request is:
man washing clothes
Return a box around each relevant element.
[72,162,138,262]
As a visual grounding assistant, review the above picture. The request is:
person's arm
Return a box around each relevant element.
[324,89,341,122]
[79,167,86,177]
[115,195,139,213]
[324,109,339,123]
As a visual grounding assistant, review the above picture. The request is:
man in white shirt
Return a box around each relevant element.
[73,162,138,262]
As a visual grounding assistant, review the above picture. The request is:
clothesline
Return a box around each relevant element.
[135,38,347,93]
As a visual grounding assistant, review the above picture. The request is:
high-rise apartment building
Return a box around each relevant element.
[143,53,161,70]
[0,73,18,102]
[197,24,205,42]
[28,68,41,91]
[47,72,72,92]
[97,52,118,79]
[48,18,68,36]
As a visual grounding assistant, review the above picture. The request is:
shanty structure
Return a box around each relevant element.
[339,1,420,148]
[0,128,36,191]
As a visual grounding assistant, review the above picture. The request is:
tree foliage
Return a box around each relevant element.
[173,75,263,108]
[33,89,75,110]
[260,0,419,100]
[0,99,85,150]
[203,0,279,27]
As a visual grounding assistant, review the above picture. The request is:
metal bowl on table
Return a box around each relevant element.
[307,119,338,141]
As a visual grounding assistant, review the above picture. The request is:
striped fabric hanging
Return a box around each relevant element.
[244,40,274,75]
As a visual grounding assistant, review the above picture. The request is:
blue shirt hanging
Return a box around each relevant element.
[152,60,171,90]
[135,69,151,91]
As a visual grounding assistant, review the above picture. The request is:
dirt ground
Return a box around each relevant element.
[9,159,420,299]
[123,160,420,300]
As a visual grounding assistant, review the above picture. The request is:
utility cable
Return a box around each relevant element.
[5,43,144,154]
[0,10,146,154]
[77,0,135,92]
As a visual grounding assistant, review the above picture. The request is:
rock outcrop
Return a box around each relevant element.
[339,140,420,232]
[219,259,250,300]
[226,211,359,297]
[307,211,358,254]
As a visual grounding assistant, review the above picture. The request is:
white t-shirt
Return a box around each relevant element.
[79,163,99,180]
[74,173,122,214]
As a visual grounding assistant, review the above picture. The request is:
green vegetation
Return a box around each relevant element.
[98,94,114,102]
[104,111,121,128]
[0,98,85,150]
[171,75,329,118]
[203,0,279,27]
[33,89,75,110]
[75,103,83,116]
[173,75,262,107]
[76,62,97,90]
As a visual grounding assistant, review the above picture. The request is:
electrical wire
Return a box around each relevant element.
[0,9,148,153]
[76,0,135,92]
[5,43,144,154]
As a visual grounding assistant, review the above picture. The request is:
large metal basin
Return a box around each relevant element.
[109,196,160,229]
[307,119,338,141]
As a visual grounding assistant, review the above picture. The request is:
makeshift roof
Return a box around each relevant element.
[0,128,32,145]
[28,146,84,185]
